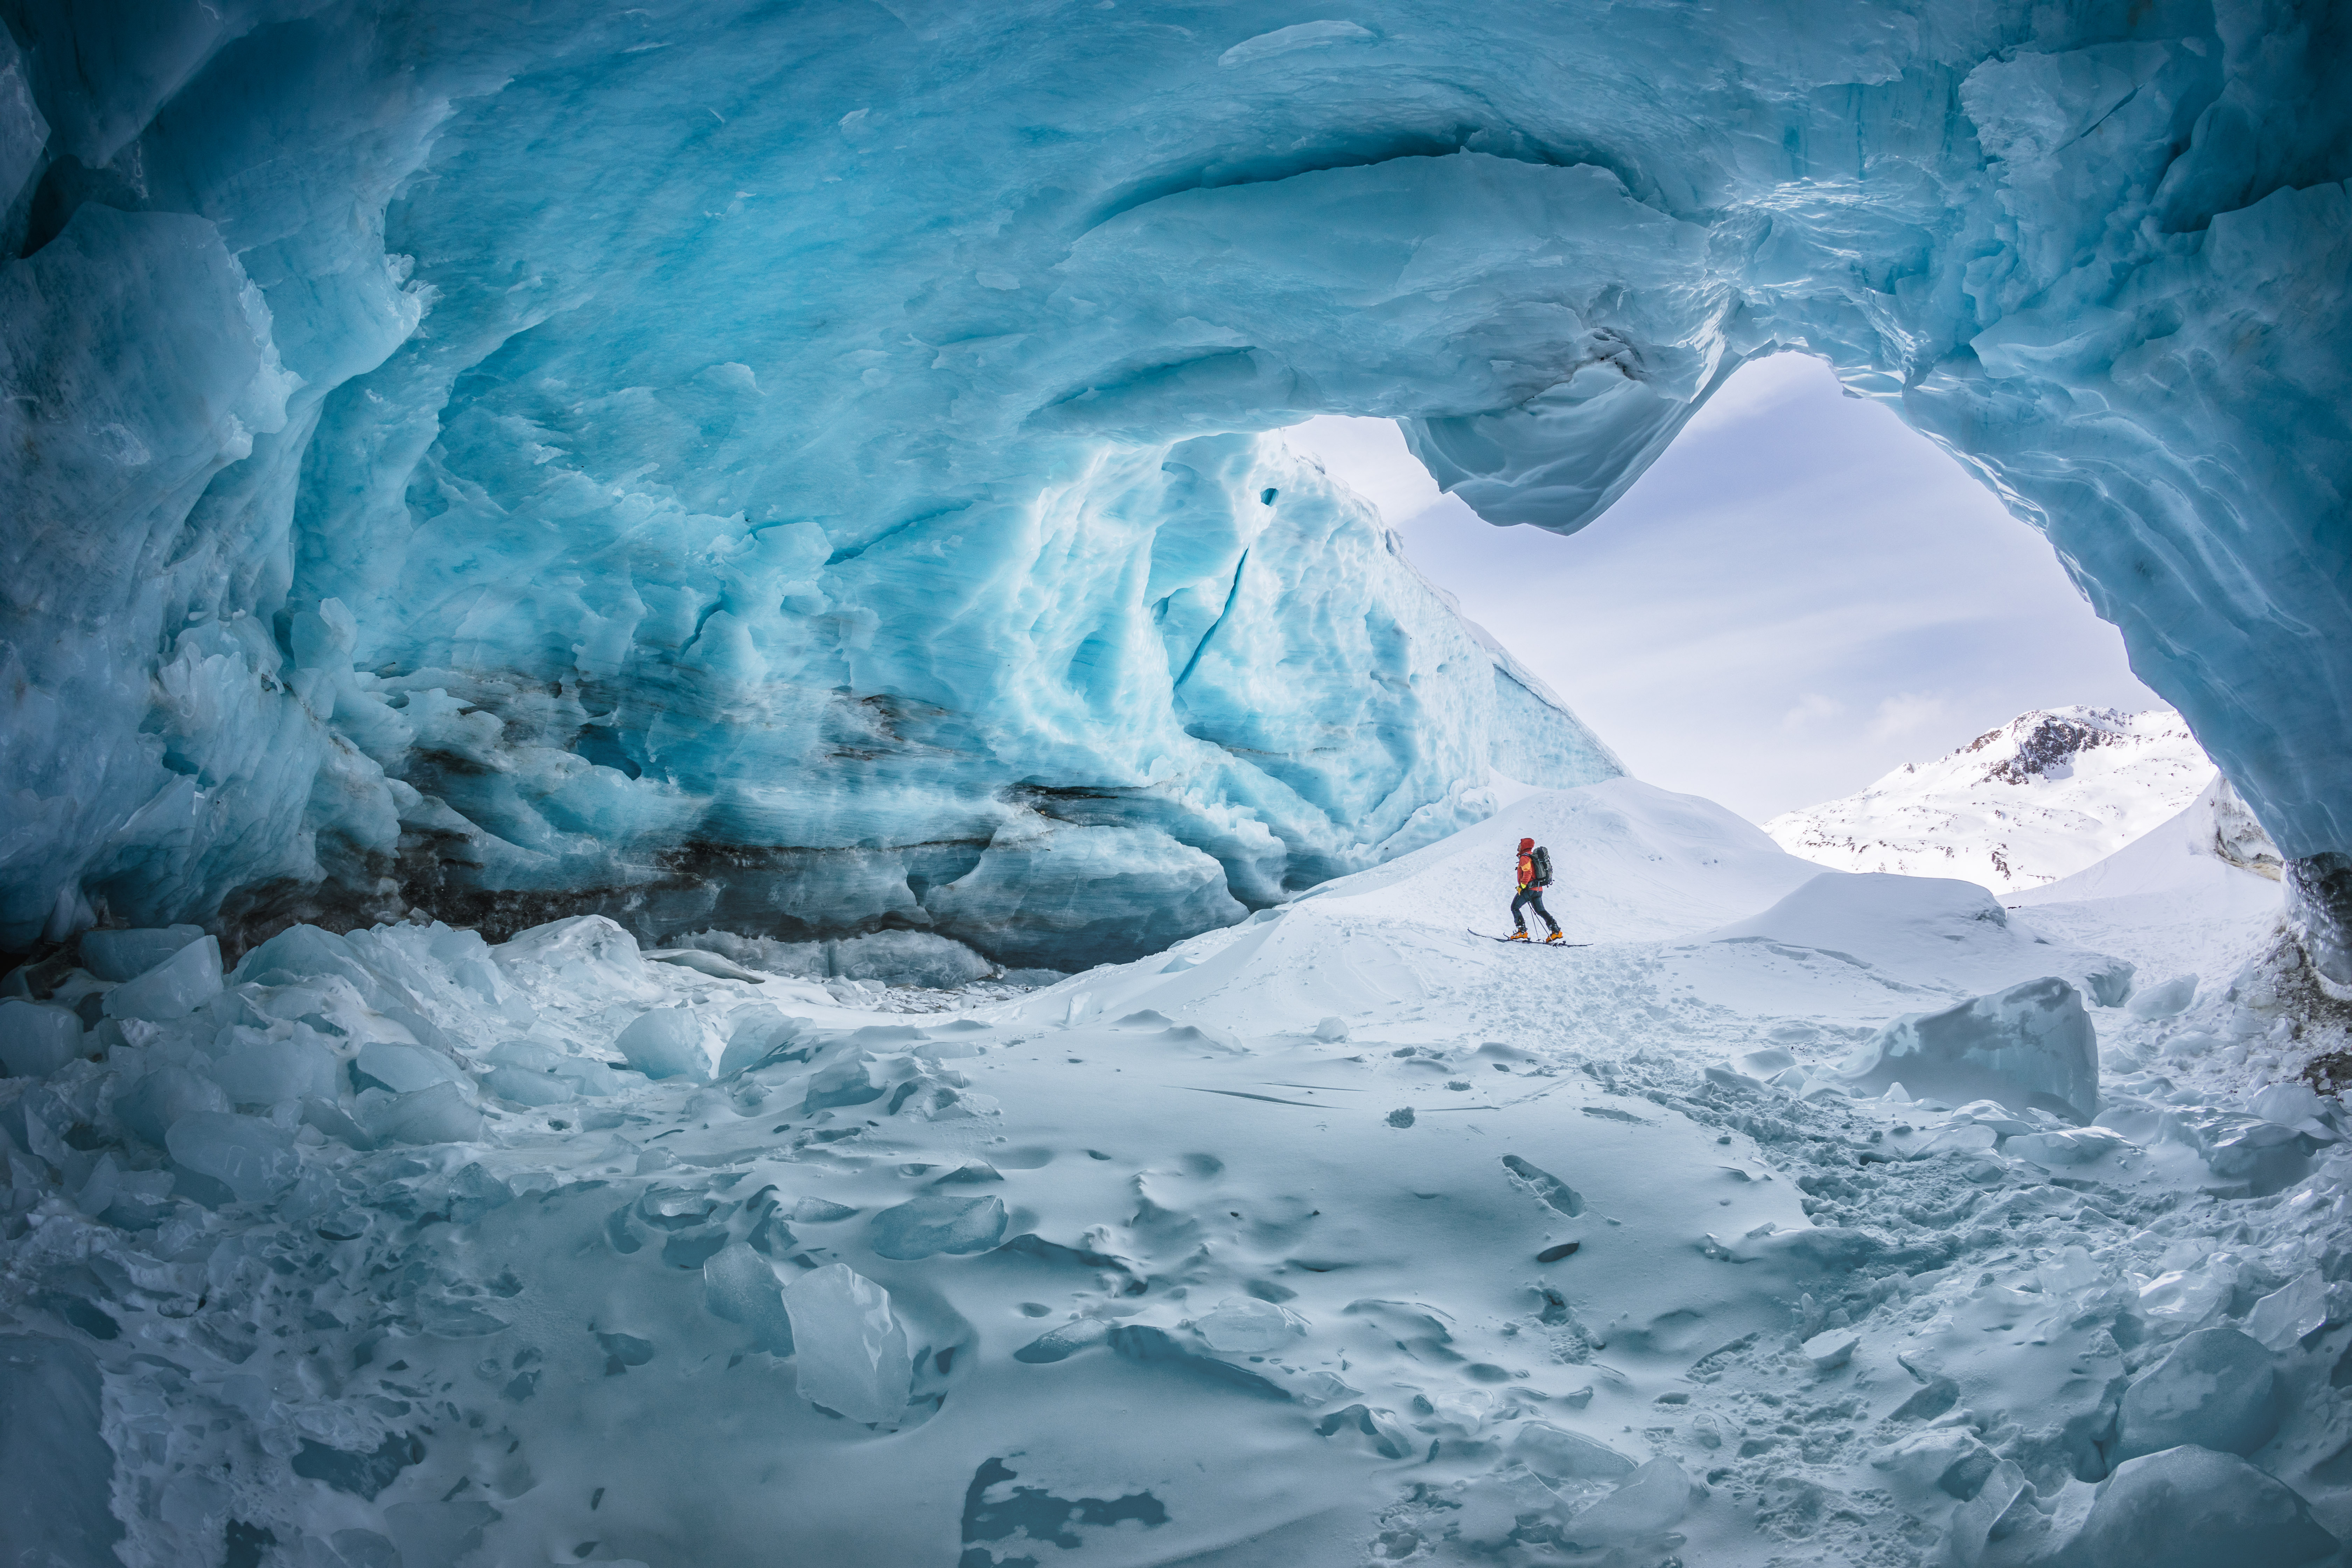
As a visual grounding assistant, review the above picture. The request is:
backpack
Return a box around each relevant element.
[1531,846,1553,886]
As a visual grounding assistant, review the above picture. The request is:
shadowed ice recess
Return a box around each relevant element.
[3,0,2350,979]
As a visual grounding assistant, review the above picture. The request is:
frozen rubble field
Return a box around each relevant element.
[6,776,2351,1568]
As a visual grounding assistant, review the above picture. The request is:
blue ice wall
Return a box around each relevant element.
[2,0,2347,972]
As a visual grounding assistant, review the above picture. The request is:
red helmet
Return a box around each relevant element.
[1518,838,1534,850]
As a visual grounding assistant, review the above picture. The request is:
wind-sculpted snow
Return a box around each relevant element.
[4,0,2350,973]
[4,780,2350,1567]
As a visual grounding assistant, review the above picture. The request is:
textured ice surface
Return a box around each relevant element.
[4,0,2350,976]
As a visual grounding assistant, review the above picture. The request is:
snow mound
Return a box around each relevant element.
[1305,777,1824,944]
[2015,775,2286,913]
[1704,870,2087,994]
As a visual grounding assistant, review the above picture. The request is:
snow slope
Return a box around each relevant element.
[1765,708,2214,894]
[8,775,2348,1567]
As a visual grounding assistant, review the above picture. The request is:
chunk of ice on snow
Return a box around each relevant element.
[1500,1154,1583,1216]
[2125,973,2198,1020]
[2137,1263,2238,1331]
[0,1000,82,1078]
[645,947,767,982]
[2007,1127,2130,1167]
[614,1007,711,1081]
[2113,1326,2279,1463]
[1946,1099,2036,1136]
[80,925,206,983]
[1801,1329,1860,1370]
[482,1064,573,1106]
[1907,1124,1997,1160]
[212,1035,339,1105]
[1194,1297,1307,1353]
[1837,975,2097,1123]
[716,1003,802,1078]
[2079,1446,2335,1568]
[1870,1426,1999,1498]
[2250,1083,2324,1127]
[351,1041,458,1096]
[1568,1458,1698,1546]
[114,1064,228,1146]
[2245,1269,2328,1352]
[1013,1318,1110,1364]
[785,1264,912,1428]
[100,935,222,1022]
[867,1195,1007,1259]
[166,1111,300,1202]
[1510,1422,1635,1480]
[356,1081,483,1145]
[702,1243,795,1354]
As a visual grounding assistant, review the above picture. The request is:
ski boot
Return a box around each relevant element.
[1506,930,1531,941]
[1545,931,1566,944]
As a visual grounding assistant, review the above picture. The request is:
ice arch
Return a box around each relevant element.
[2,0,2347,975]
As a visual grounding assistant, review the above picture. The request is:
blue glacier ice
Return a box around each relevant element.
[2,0,2348,980]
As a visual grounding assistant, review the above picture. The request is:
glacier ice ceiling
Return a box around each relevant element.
[3,0,2350,975]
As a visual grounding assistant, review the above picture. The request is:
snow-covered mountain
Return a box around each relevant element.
[1764,707,2216,894]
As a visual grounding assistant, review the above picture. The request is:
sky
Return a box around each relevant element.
[1280,353,2167,824]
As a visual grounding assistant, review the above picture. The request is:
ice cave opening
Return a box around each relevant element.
[3,4,2351,1567]
[1284,351,2170,821]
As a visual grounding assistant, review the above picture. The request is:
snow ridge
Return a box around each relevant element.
[1765,708,2214,894]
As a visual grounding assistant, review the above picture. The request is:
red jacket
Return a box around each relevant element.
[1516,851,1536,890]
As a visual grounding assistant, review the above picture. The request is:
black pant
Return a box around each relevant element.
[1511,887,1559,935]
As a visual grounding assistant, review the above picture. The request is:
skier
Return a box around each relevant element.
[1508,836,1565,943]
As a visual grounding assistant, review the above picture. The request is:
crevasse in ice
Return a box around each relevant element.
[3,0,2348,972]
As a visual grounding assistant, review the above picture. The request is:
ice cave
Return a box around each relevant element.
[2,1,2349,1564]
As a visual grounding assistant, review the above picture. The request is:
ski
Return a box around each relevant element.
[1469,930,1591,947]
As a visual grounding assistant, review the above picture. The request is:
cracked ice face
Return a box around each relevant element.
[1,1,2347,972]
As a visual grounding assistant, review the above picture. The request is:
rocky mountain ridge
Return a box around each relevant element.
[1766,707,2218,893]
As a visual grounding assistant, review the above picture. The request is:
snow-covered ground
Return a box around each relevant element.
[4,775,2347,1567]
[1765,708,2217,894]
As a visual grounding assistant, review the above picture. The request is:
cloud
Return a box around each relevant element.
[1870,692,1949,740]
[1782,693,1845,730]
